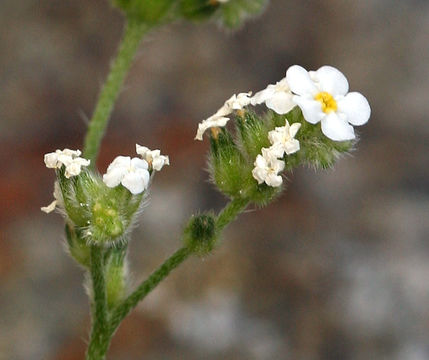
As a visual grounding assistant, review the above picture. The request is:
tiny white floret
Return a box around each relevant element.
[44,149,90,178]
[268,121,301,158]
[252,148,285,187]
[103,156,150,195]
[251,77,296,115]
[136,144,170,171]
[286,65,370,141]
[195,92,252,141]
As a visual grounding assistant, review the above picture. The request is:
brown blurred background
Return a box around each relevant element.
[1,0,429,359]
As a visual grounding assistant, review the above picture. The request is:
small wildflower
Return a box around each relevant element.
[286,65,370,141]
[251,77,295,115]
[195,92,252,141]
[136,144,170,171]
[103,156,150,195]
[268,121,301,157]
[44,149,90,178]
[252,148,285,187]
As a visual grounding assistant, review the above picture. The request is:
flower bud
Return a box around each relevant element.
[184,213,217,256]
[209,128,254,198]
[112,0,174,25]
[219,0,269,29]
[179,0,219,21]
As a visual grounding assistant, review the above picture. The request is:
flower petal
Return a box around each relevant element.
[289,122,301,138]
[286,65,318,96]
[337,92,371,126]
[293,96,324,124]
[315,66,349,96]
[103,166,127,187]
[251,87,275,105]
[130,157,148,170]
[266,92,295,114]
[122,171,147,195]
[321,112,355,141]
[41,200,57,213]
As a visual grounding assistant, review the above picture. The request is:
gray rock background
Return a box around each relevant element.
[1,0,429,359]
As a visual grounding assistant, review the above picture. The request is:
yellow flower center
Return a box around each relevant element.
[315,92,337,113]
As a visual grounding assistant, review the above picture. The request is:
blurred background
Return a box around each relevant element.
[1,0,429,359]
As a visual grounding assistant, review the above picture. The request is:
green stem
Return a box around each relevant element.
[86,246,109,360]
[106,197,250,337]
[108,246,191,335]
[216,197,249,232]
[83,21,149,166]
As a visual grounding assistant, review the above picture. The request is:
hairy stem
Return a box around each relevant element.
[86,246,109,360]
[83,21,148,166]
[106,197,250,337]
[108,247,191,335]
[216,197,249,232]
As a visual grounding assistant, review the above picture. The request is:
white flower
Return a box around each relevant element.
[135,144,170,171]
[251,77,295,115]
[103,156,150,195]
[195,92,252,141]
[252,148,285,187]
[44,149,90,178]
[286,65,371,141]
[268,121,301,157]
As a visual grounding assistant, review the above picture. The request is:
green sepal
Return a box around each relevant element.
[179,0,219,21]
[220,0,268,29]
[105,246,128,309]
[235,110,271,160]
[65,224,91,268]
[281,107,355,170]
[184,213,217,256]
[209,128,254,198]
[112,0,175,25]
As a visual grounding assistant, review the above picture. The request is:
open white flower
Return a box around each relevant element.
[195,92,252,141]
[268,121,301,157]
[44,149,90,178]
[251,77,295,115]
[136,144,170,171]
[286,65,370,141]
[103,156,150,195]
[252,148,285,187]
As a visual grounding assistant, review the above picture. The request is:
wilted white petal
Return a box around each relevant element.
[136,144,169,171]
[337,92,371,126]
[41,200,57,213]
[44,153,60,168]
[195,116,229,141]
[321,112,355,141]
[315,66,349,96]
[252,148,285,187]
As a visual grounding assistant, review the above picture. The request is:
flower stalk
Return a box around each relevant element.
[83,21,149,166]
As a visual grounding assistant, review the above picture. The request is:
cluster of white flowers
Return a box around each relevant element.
[44,149,90,178]
[195,65,370,143]
[194,64,370,187]
[252,120,301,187]
[103,145,169,195]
